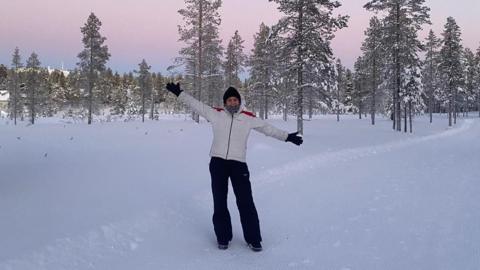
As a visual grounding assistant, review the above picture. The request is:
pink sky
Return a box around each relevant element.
[1,0,479,74]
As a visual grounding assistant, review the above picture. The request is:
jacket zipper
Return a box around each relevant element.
[225,114,234,159]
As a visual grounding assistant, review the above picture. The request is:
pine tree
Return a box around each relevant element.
[249,23,275,119]
[269,0,348,134]
[203,23,224,108]
[353,56,370,119]
[334,59,346,122]
[343,69,355,112]
[439,17,463,127]
[136,59,151,123]
[176,0,223,122]
[365,0,430,131]
[44,70,65,117]
[10,47,23,125]
[110,72,128,117]
[361,16,384,125]
[224,30,246,89]
[25,52,42,124]
[463,48,478,116]
[476,46,480,117]
[150,72,165,120]
[77,12,110,124]
[422,30,441,123]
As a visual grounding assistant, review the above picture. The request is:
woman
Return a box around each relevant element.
[165,82,303,252]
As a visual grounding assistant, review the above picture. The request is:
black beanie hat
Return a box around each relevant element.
[223,87,241,104]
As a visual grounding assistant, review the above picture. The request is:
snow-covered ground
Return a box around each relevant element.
[1,114,479,270]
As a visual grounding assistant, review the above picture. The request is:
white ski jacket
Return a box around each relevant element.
[178,91,289,163]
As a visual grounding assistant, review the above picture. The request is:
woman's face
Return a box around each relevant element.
[225,97,240,107]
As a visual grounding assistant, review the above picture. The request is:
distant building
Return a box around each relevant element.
[47,65,70,77]
[0,90,9,114]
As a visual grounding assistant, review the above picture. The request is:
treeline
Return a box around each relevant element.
[1,0,479,133]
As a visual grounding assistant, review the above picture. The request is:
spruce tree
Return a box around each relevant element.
[463,48,478,116]
[224,30,246,89]
[365,0,430,131]
[361,16,384,125]
[10,47,23,125]
[136,59,151,123]
[249,23,275,119]
[439,17,463,127]
[422,30,441,123]
[269,0,348,134]
[25,52,42,124]
[77,12,110,124]
[177,0,223,122]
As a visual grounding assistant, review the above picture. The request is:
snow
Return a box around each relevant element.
[1,114,479,270]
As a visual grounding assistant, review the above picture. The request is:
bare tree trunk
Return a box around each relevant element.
[259,87,265,119]
[428,47,434,124]
[453,87,457,125]
[297,73,304,134]
[30,84,35,124]
[88,38,94,125]
[409,100,412,133]
[358,102,362,119]
[264,86,269,120]
[371,58,377,126]
[88,76,93,125]
[448,84,453,127]
[395,3,401,132]
[308,87,313,120]
[296,3,304,135]
[194,1,204,124]
[13,72,18,125]
[336,82,340,122]
[404,101,407,133]
[150,85,155,120]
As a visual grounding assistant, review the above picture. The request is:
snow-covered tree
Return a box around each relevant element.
[463,48,478,116]
[438,17,463,127]
[77,12,110,124]
[361,16,384,125]
[269,0,348,134]
[422,30,441,123]
[124,72,141,120]
[45,69,67,116]
[203,22,224,108]
[25,52,43,124]
[248,23,275,119]
[477,46,480,117]
[334,59,346,121]
[343,69,355,112]
[224,30,246,89]
[353,56,370,119]
[9,47,23,125]
[365,0,430,131]
[110,72,128,116]
[136,59,152,123]
[176,0,223,122]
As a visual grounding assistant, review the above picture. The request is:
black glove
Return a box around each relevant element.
[165,82,183,97]
[286,132,303,146]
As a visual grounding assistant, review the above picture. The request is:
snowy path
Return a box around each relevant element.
[1,117,479,270]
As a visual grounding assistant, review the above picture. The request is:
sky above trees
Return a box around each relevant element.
[1,0,478,74]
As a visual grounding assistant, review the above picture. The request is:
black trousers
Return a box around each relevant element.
[209,157,262,244]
